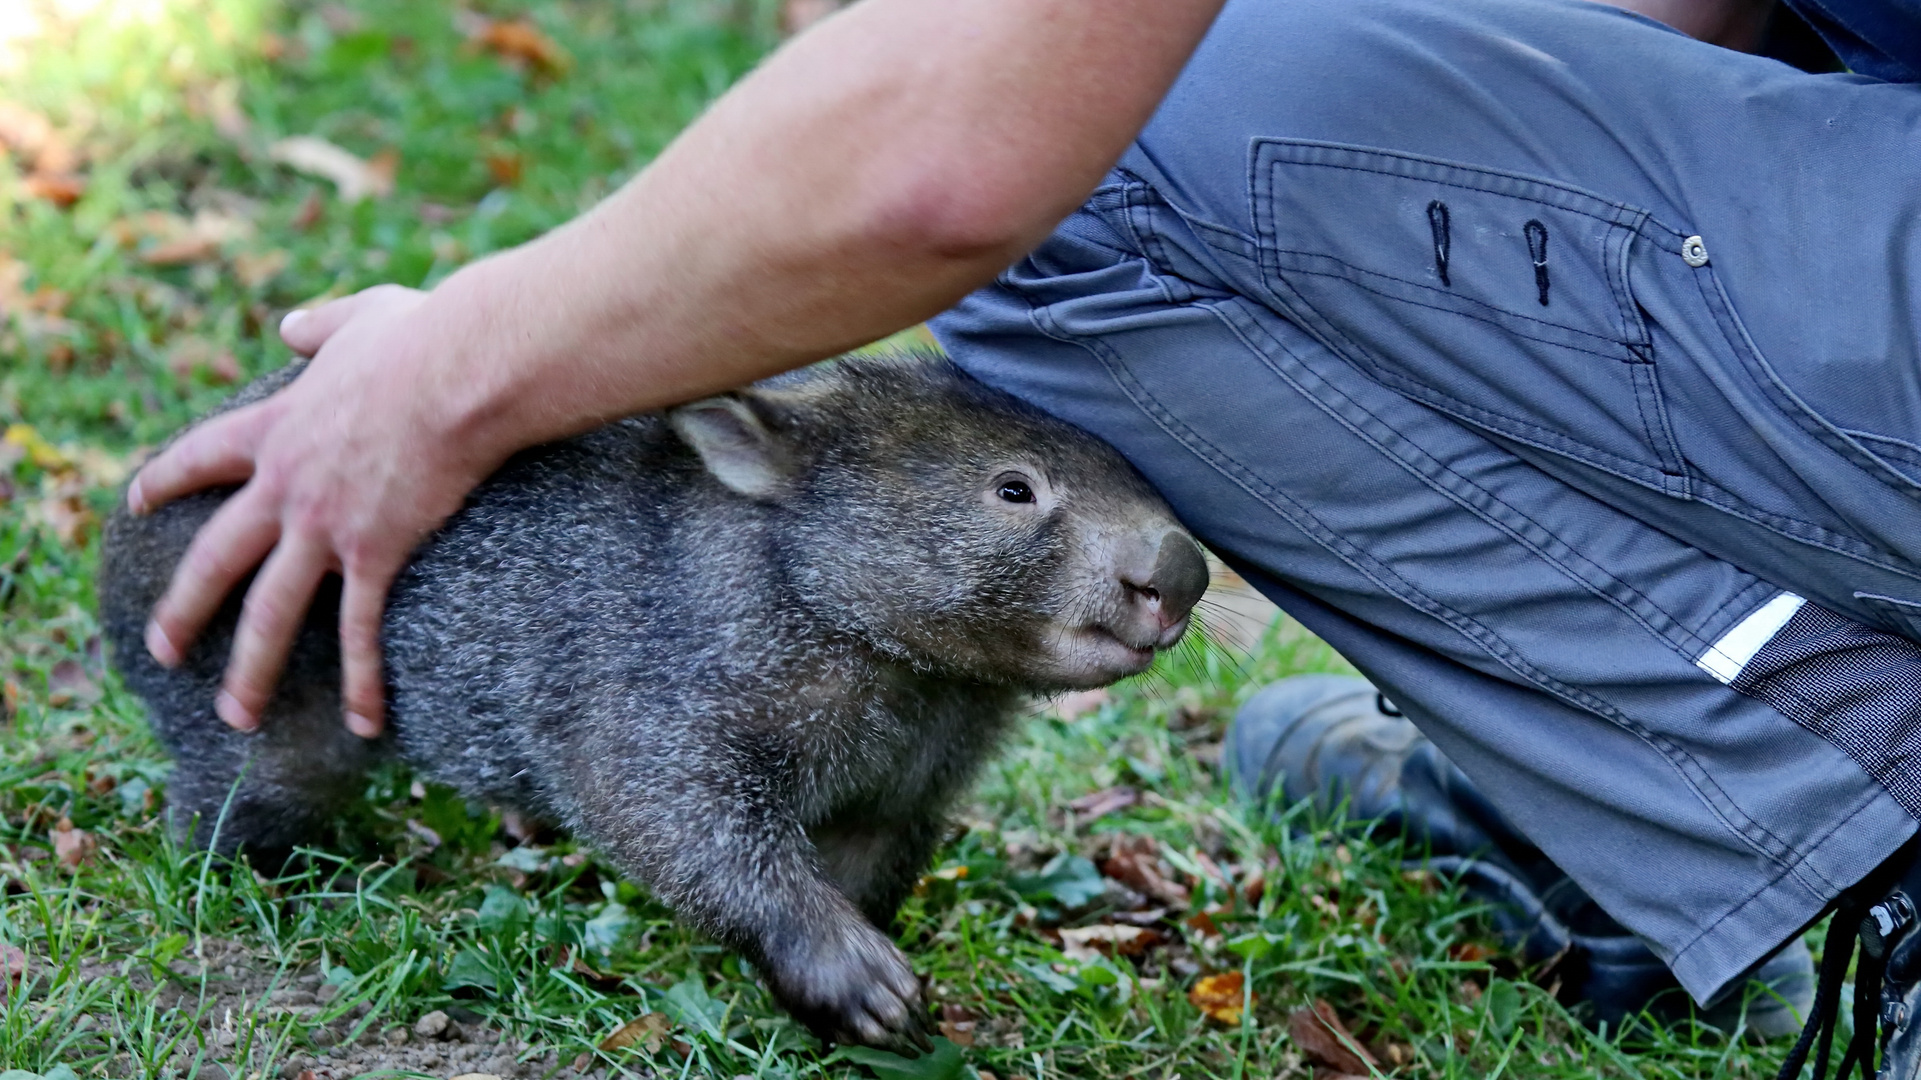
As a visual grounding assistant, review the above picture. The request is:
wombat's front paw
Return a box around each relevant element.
[769,921,932,1054]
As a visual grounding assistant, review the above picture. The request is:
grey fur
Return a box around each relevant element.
[98,352,1205,1051]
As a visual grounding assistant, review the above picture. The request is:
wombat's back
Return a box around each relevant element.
[375,416,795,818]
[98,382,780,839]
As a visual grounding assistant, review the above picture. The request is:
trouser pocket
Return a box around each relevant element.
[1251,139,1690,498]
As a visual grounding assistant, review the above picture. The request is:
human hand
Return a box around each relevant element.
[130,283,501,738]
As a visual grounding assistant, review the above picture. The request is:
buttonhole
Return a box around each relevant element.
[1524,219,1550,307]
[1426,200,1451,287]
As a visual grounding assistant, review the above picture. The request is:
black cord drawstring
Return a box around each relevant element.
[1775,895,1867,1076]
[1778,892,1892,1080]
[1840,931,1885,1080]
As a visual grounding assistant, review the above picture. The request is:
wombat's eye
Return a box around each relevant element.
[997,479,1036,504]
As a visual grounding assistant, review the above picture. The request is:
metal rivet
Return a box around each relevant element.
[1682,236,1709,267]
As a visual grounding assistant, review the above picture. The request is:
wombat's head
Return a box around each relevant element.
[668,353,1206,690]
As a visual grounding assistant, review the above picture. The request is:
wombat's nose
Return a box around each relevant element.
[1122,531,1208,629]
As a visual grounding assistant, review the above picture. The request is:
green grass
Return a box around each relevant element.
[0,1,1823,1077]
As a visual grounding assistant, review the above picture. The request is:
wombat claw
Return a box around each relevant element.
[782,928,932,1053]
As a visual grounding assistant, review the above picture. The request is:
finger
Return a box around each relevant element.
[217,533,330,732]
[279,283,420,356]
[147,492,282,670]
[338,560,399,739]
[129,404,274,515]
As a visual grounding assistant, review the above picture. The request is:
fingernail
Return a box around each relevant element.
[345,711,382,739]
[127,477,148,516]
[145,620,181,667]
[278,309,308,338]
[216,690,258,732]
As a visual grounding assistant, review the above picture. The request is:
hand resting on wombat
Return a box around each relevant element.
[98,351,1207,1053]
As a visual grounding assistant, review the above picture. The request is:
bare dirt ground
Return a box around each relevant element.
[81,938,607,1080]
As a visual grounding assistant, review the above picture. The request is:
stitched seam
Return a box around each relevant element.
[1698,579,1783,650]
[1667,784,1895,966]
[1329,363,1683,491]
[1694,269,1921,498]
[1629,365,1666,473]
[1254,139,1689,247]
[1270,251,1631,351]
[1685,478,1921,587]
[1249,260,1680,488]
[1628,362,1687,481]
[1267,159,1627,227]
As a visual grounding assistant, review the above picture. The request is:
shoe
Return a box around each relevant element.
[1227,674,1816,1039]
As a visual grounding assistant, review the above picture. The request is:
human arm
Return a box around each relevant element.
[128,0,1228,736]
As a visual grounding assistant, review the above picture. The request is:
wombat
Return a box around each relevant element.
[98,352,1207,1052]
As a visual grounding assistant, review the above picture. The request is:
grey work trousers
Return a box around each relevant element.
[932,0,1921,1001]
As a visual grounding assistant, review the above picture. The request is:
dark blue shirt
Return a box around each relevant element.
[1786,0,1921,80]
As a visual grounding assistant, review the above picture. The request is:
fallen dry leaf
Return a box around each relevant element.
[599,1011,672,1053]
[404,819,443,849]
[1287,999,1377,1075]
[486,150,523,186]
[36,489,95,548]
[51,817,96,869]
[46,658,97,708]
[1100,834,1190,909]
[1189,971,1253,1025]
[478,18,571,75]
[206,79,248,141]
[0,941,24,1000]
[141,234,218,267]
[1448,941,1494,964]
[0,101,55,162]
[1184,908,1222,939]
[0,101,78,181]
[1058,923,1161,962]
[269,136,397,203]
[913,863,968,897]
[1192,849,1231,891]
[569,951,627,994]
[24,172,84,207]
[291,190,325,230]
[937,1003,978,1047]
[132,209,255,266]
[1067,785,1139,822]
[5,423,67,471]
[1242,865,1266,906]
[232,249,289,289]
[500,809,546,845]
[166,336,242,385]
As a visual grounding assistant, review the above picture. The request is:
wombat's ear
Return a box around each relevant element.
[668,394,793,500]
